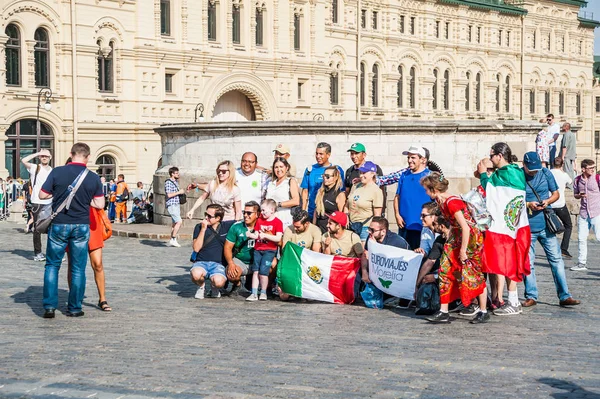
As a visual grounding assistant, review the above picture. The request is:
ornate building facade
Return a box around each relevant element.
[1,0,598,183]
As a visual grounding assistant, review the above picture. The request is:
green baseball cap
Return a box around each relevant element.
[347,143,366,153]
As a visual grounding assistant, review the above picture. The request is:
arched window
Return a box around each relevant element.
[256,6,264,46]
[5,119,54,179]
[465,72,471,112]
[332,0,338,23]
[544,90,550,114]
[34,28,50,87]
[529,89,536,114]
[96,154,116,181]
[232,3,241,44]
[97,41,114,92]
[495,74,501,113]
[208,1,217,41]
[372,64,379,107]
[475,73,482,112]
[330,72,338,105]
[5,24,21,86]
[294,13,301,50]
[161,0,171,35]
[397,66,404,108]
[576,92,581,115]
[504,76,510,113]
[432,69,438,110]
[409,67,416,109]
[360,62,365,106]
[443,69,450,110]
[559,91,565,115]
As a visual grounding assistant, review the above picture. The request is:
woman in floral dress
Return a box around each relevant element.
[420,172,489,324]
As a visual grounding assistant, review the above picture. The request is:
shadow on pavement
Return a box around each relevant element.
[152,266,196,298]
[538,377,600,399]
[0,248,33,261]
[139,239,168,247]
[10,285,68,317]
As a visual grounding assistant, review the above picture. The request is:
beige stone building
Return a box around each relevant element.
[1,0,598,184]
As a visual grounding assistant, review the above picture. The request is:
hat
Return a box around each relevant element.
[347,143,366,153]
[523,151,542,171]
[328,211,348,227]
[402,145,426,158]
[358,161,378,173]
[273,143,290,155]
[38,149,52,159]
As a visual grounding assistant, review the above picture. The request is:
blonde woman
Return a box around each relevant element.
[346,161,383,241]
[187,161,242,221]
[313,166,346,233]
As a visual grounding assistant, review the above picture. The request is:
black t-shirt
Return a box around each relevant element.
[192,220,235,263]
[315,187,342,233]
[426,235,446,275]
[41,163,103,225]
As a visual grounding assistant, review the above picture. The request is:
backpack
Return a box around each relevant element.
[460,188,493,231]
[574,173,600,192]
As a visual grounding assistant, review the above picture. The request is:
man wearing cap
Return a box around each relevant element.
[521,151,580,308]
[322,211,363,258]
[301,142,344,220]
[273,143,297,178]
[345,143,385,212]
[22,150,53,262]
[392,145,431,250]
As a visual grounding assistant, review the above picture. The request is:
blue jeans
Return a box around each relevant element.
[549,146,557,167]
[524,228,571,302]
[43,224,90,312]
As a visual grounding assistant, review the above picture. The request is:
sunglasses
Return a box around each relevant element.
[217,169,229,174]
[489,153,499,159]
[420,213,432,218]
[323,174,334,179]
[204,213,216,219]
[243,211,256,216]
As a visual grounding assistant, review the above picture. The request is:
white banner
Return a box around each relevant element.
[367,240,423,300]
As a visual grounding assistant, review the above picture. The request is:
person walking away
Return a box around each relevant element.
[265,157,300,230]
[21,150,53,262]
[560,123,577,181]
[165,166,185,247]
[571,159,600,271]
[550,158,574,259]
[115,174,129,223]
[38,143,105,318]
[313,166,346,233]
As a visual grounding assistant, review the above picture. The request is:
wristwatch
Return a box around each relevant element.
[277,202,282,208]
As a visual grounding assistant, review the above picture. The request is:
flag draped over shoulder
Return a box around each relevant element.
[277,242,360,304]
[481,163,531,282]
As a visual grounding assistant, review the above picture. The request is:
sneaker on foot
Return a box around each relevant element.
[458,303,480,318]
[448,300,465,313]
[194,286,205,299]
[259,293,268,301]
[570,264,588,271]
[493,302,522,316]
[211,288,221,298]
[170,239,181,248]
[246,293,258,302]
[470,311,490,324]
[426,311,450,323]
[33,253,46,262]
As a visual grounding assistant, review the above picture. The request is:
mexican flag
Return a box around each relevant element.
[277,242,360,304]
[480,163,531,282]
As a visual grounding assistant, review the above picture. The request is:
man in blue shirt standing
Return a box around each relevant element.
[393,145,431,250]
[520,152,580,308]
[300,142,344,219]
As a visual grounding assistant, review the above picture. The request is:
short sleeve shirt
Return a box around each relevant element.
[28,164,52,205]
[165,178,180,206]
[524,167,558,233]
[348,183,384,223]
[254,216,284,251]
[225,221,254,264]
[40,163,103,225]
[300,163,345,218]
[208,182,242,221]
[550,169,572,209]
[426,235,447,275]
[365,231,410,251]
[561,131,577,160]
[323,229,363,258]
[282,223,322,249]
[192,220,235,263]
[574,174,600,219]
[396,168,432,231]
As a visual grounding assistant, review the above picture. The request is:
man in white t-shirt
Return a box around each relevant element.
[542,114,561,166]
[21,150,53,262]
[550,157,573,259]
[235,152,266,206]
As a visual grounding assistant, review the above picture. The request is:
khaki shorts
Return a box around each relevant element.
[233,257,251,276]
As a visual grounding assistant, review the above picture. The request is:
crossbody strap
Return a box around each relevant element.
[51,169,89,218]
[525,180,543,204]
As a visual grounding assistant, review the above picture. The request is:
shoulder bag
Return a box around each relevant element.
[35,169,89,234]
[526,179,565,234]
[170,179,186,205]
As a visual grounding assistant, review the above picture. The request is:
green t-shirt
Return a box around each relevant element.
[225,221,254,264]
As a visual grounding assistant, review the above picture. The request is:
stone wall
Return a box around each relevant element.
[153,120,542,225]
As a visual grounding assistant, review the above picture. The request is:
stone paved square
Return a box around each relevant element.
[1,222,599,399]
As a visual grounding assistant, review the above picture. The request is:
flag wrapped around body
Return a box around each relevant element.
[480,163,531,282]
[277,242,360,304]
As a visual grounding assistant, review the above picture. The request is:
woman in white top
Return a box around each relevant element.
[187,160,242,221]
[265,157,300,229]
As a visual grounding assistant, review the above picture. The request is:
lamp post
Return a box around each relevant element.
[194,103,205,122]
[37,87,52,135]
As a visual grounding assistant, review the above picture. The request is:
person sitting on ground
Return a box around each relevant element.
[246,199,283,302]
[322,211,363,258]
[418,201,438,255]
[127,198,148,224]
[223,201,260,296]
[282,207,322,252]
[190,204,235,300]
[313,166,346,233]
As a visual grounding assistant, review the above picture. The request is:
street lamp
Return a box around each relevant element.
[194,103,205,122]
[37,87,52,135]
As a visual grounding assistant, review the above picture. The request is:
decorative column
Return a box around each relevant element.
[0,124,10,177]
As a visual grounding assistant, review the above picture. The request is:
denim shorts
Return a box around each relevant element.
[191,261,226,278]
[251,250,277,276]
[167,204,181,223]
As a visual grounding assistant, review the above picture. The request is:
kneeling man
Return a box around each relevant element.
[224,201,259,295]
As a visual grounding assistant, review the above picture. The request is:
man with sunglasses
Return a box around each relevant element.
[236,152,267,206]
[21,149,53,262]
[190,204,235,300]
[360,216,409,283]
[224,201,260,296]
[540,114,561,166]
[572,159,600,271]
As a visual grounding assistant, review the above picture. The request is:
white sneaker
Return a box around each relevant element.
[246,294,258,302]
[211,287,221,298]
[570,264,588,271]
[169,239,181,248]
[194,285,205,299]
[33,253,46,262]
[259,293,268,301]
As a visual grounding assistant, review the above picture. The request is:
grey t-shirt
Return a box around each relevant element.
[561,131,576,160]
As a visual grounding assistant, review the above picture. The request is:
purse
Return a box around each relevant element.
[98,208,113,241]
[35,169,89,234]
[526,180,565,235]
[178,193,187,205]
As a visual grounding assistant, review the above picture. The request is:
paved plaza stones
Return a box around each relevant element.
[0,222,599,399]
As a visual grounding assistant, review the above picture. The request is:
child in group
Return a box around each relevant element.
[246,199,283,301]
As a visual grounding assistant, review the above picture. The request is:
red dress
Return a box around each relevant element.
[438,196,486,306]
[88,208,105,251]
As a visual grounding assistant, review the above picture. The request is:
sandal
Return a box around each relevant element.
[98,301,112,312]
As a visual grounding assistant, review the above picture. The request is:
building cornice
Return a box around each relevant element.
[578,17,600,29]
[437,0,527,16]
[550,0,587,7]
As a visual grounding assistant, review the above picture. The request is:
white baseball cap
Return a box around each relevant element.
[402,145,426,158]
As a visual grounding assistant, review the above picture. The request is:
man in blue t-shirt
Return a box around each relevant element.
[39,143,105,318]
[393,145,431,250]
[520,151,580,308]
[300,142,344,219]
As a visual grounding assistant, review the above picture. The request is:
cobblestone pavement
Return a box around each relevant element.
[1,222,599,399]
